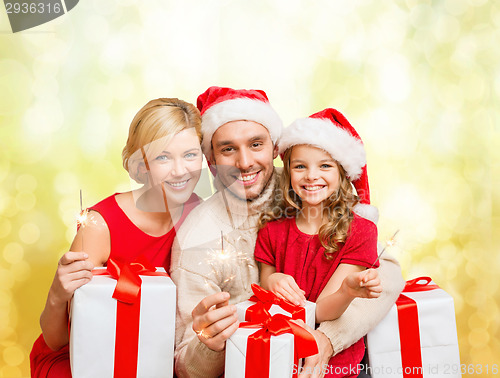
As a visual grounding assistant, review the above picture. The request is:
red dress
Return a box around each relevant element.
[30,192,200,378]
[254,214,378,378]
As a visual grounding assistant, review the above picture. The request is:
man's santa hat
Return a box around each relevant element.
[197,86,283,162]
[279,108,379,224]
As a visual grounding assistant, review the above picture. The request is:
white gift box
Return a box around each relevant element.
[225,327,296,378]
[69,267,176,378]
[366,279,461,378]
[236,299,316,329]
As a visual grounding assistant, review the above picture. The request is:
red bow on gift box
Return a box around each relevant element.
[397,277,439,378]
[92,256,168,378]
[246,283,306,323]
[239,304,318,378]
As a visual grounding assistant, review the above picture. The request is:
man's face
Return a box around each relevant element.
[211,120,278,201]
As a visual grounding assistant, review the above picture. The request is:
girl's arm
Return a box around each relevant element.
[315,264,381,323]
[39,211,110,350]
[259,262,306,306]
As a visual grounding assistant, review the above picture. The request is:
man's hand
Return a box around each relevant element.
[292,320,333,378]
[191,292,239,352]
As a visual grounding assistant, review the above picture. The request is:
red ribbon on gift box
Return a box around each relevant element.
[246,284,306,323]
[92,256,168,378]
[239,305,318,378]
[397,277,439,378]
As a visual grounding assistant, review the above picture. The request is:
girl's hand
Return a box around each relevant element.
[343,268,382,299]
[267,273,306,306]
[48,251,94,306]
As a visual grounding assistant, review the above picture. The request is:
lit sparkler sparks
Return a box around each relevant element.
[369,229,400,269]
[77,190,89,251]
[202,232,253,287]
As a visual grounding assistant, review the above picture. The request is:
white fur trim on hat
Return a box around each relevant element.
[279,118,366,180]
[353,203,379,224]
[201,98,283,161]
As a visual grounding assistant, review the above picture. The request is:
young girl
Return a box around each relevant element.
[30,98,203,378]
[254,108,381,378]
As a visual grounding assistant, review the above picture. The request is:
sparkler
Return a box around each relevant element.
[202,232,254,288]
[76,189,89,251]
[369,229,400,269]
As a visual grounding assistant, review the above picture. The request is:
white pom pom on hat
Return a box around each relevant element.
[197,86,283,162]
[279,108,379,224]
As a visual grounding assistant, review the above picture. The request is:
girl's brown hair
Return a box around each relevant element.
[259,146,359,259]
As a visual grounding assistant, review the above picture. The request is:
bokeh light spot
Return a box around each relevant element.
[0,158,9,183]
[2,345,24,367]
[0,269,15,290]
[0,218,12,239]
[15,192,36,212]
[0,366,22,378]
[0,60,32,116]
[468,328,490,348]
[54,171,79,195]
[3,243,24,265]
[11,261,31,282]
[18,223,40,245]
[15,174,37,192]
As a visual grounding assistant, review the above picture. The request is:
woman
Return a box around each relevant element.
[30,98,203,377]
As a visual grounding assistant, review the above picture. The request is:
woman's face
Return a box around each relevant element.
[145,128,202,206]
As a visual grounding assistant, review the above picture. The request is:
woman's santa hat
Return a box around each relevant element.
[279,108,379,224]
[197,86,283,161]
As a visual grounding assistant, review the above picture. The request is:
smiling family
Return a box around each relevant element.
[31,86,405,378]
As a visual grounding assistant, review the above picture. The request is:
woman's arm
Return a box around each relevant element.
[39,211,110,350]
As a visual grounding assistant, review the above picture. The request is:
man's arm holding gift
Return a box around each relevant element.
[39,211,109,350]
[296,254,404,378]
[316,253,405,356]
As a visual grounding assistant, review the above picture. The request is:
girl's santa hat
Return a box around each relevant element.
[197,86,283,161]
[279,108,379,224]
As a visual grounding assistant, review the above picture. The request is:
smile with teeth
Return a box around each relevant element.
[303,185,325,192]
[165,179,189,188]
[236,172,258,182]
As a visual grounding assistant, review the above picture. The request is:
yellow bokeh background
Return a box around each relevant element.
[1,0,499,376]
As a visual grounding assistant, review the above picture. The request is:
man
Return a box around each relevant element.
[170,86,405,378]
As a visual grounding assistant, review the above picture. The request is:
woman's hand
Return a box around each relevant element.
[343,268,382,299]
[267,272,306,306]
[48,251,94,306]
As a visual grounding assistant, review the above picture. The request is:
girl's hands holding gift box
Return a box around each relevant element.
[266,272,307,306]
[343,268,382,299]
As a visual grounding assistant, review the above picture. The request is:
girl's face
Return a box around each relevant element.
[145,128,203,206]
[289,145,340,208]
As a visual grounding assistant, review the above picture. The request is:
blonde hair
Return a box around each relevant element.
[122,98,202,184]
[259,146,359,259]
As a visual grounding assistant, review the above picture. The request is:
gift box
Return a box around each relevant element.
[366,277,461,378]
[225,312,318,378]
[69,257,176,378]
[236,284,316,329]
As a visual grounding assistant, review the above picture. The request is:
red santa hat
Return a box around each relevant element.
[279,108,379,224]
[197,86,283,161]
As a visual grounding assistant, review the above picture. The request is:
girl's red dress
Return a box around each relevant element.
[254,214,378,378]
[30,193,199,377]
